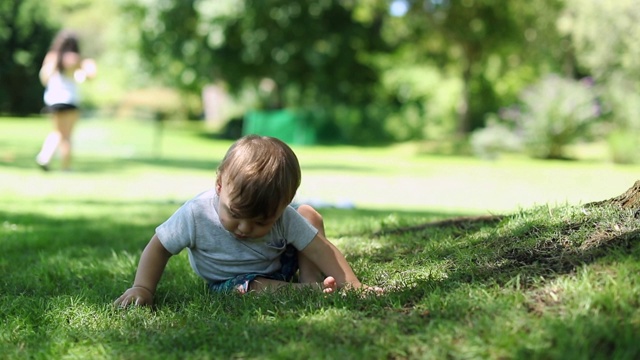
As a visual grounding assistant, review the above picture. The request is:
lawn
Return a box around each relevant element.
[1,117,639,359]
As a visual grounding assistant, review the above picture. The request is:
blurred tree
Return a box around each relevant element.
[399,0,566,135]
[560,0,640,163]
[560,0,640,81]
[118,0,394,142]
[214,1,388,109]
[119,0,388,105]
[0,0,58,115]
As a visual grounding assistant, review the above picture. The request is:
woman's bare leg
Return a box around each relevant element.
[56,109,79,171]
[36,130,60,169]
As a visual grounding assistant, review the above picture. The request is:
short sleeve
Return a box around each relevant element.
[279,206,318,250]
[155,202,197,255]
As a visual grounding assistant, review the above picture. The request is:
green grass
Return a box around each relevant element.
[1,117,639,359]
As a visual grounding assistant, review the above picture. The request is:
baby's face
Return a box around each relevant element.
[216,182,285,240]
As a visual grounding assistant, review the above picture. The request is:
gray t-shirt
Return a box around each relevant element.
[156,189,318,282]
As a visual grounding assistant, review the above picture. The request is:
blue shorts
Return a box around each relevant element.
[208,245,299,293]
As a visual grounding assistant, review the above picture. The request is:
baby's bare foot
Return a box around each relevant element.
[322,276,337,293]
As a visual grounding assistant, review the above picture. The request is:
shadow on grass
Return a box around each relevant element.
[0,204,461,313]
[360,205,640,292]
[0,204,450,358]
[0,204,452,298]
[11,202,638,302]
[0,203,172,297]
[3,202,640,358]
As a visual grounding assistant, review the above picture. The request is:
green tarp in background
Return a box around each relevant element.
[243,110,317,145]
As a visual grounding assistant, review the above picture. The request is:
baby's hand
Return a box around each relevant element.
[340,282,384,296]
[114,286,154,307]
[362,284,384,295]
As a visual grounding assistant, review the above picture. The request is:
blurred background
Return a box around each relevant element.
[1,0,639,162]
[0,0,640,217]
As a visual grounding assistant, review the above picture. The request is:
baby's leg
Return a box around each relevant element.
[296,205,326,283]
[243,205,339,294]
[249,276,337,293]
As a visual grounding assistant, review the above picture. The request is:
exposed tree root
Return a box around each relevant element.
[586,180,640,214]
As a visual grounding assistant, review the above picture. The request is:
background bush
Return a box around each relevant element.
[470,114,522,159]
[601,74,640,164]
[518,75,601,159]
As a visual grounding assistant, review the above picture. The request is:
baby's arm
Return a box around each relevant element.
[301,234,363,289]
[114,234,172,307]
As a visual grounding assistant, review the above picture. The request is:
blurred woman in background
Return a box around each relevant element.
[36,29,96,171]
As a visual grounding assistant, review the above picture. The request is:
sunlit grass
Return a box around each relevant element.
[1,117,639,359]
[2,117,639,213]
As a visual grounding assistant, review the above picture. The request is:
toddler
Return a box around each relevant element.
[115,135,379,307]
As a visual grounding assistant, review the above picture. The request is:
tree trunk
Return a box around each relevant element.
[457,43,484,136]
[457,50,473,136]
[586,180,640,211]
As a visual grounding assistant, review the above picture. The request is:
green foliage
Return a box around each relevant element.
[556,1,640,164]
[470,74,603,160]
[399,0,567,134]
[514,75,600,159]
[0,0,582,143]
[209,1,388,108]
[470,114,522,159]
[117,0,395,141]
[561,0,640,80]
[0,0,58,115]
[599,74,640,164]
[380,64,460,141]
[607,131,640,165]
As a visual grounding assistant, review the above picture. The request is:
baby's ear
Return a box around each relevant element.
[215,178,222,194]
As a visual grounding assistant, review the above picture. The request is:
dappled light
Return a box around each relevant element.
[2,0,640,357]
[2,135,640,357]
